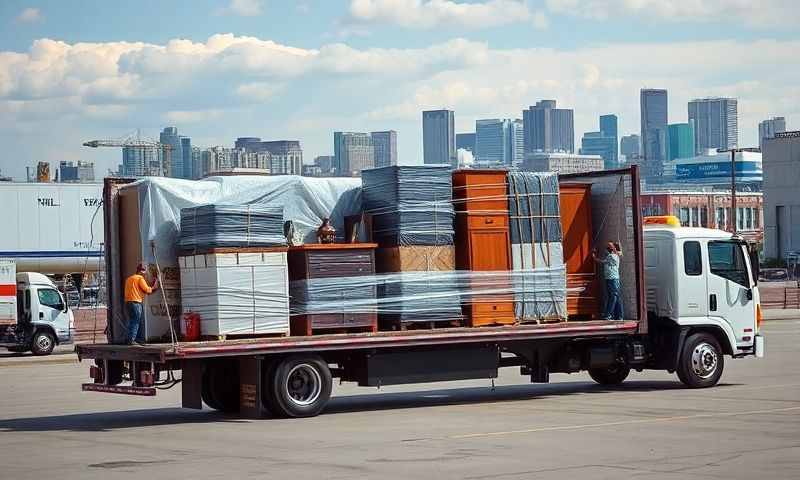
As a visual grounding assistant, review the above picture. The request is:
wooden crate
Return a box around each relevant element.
[375,245,455,273]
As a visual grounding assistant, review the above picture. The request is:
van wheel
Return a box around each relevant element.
[677,333,724,388]
[266,355,332,418]
[589,363,631,385]
[31,331,55,356]
[202,360,240,412]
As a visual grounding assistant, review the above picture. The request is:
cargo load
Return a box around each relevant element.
[179,204,286,251]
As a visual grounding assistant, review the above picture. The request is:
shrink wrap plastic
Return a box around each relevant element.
[362,165,455,246]
[179,204,286,250]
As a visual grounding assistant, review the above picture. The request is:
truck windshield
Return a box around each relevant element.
[708,241,749,287]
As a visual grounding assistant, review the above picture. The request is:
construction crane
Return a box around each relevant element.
[83,131,173,177]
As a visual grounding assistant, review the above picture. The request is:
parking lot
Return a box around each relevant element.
[1,320,799,480]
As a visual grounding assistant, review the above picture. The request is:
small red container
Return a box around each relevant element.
[183,312,201,342]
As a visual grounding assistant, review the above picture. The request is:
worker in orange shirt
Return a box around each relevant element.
[124,263,159,345]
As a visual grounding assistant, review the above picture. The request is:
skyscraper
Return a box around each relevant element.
[599,114,618,165]
[580,132,616,169]
[334,132,374,176]
[640,89,668,176]
[667,122,695,161]
[122,145,161,177]
[159,126,191,179]
[510,119,524,165]
[522,100,574,153]
[759,116,786,151]
[238,139,303,175]
[423,110,456,167]
[620,134,640,159]
[688,97,738,154]
[456,133,476,153]
[475,119,510,165]
[371,130,397,168]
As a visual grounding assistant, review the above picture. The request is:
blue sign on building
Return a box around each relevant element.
[675,161,762,181]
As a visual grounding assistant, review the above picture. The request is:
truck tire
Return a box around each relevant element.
[588,363,631,385]
[31,330,55,356]
[267,355,332,418]
[677,332,724,388]
[202,360,240,412]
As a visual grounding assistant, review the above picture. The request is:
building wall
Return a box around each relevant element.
[422,110,456,167]
[456,132,476,152]
[763,131,800,259]
[523,153,603,174]
[371,130,397,168]
[759,117,786,151]
[475,119,510,165]
[523,100,574,153]
[620,134,640,158]
[640,89,668,174]
[667,123,695,160]
[688,97,738,155]
[640,192,763,232]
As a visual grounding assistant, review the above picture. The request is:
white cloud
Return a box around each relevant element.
[347,0,549,29]
[16,7,42,23]
[217,0,263,17]
[235,82,284,101]
[164,109,224,123]
[545,0,794,27]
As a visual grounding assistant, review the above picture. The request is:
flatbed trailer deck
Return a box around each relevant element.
[76,320,639,363]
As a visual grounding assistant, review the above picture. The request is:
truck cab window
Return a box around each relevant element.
[683,241,702,276]
[708,241,749,287]
[38,289,64,310]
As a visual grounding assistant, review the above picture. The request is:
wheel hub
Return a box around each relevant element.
[691,342,718,379]
[285,363,322,406]
[37,335,52,351]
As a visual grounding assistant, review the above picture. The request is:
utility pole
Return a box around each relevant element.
[718,147,760,234]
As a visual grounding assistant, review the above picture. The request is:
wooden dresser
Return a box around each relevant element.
[452,170,515,326]
[559,183,597,318]
[287,243,378,336]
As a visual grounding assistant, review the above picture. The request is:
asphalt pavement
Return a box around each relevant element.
[1,320,799,480]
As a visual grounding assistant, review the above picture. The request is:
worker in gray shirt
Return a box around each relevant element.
[593,241,624,320]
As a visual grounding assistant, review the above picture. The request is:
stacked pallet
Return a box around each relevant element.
[178,205,289,339]
[362,165,462,329]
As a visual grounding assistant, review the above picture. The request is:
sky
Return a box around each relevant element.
[0,0,798,180]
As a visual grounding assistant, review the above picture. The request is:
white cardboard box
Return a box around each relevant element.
[179,251,289,336]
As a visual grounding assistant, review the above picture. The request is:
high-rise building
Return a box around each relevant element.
[522,100,574,153]
[313,155,335,175]
[122,145,161,177]
[640,89,668,176]
[510,119,524,165]
[667,122,695,161]
[759,116,786,151]
[580,132,616,169]
[599,114,618,165]
[191,147,203,179]
[422,109,456,167]
[237,139,303,175]
[763,131,800,260]
[475,119,510,165]
[371,130,397,168]
[58,161,95,183]
[159,127,191,179]
[334,132,374,176]
[620,134,640,159]
[456,133,476,152]
[523,152,604,175]
[688,97,738,154]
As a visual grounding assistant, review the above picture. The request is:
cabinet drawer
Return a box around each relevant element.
[469,300,515,315]
[467,214,508,230]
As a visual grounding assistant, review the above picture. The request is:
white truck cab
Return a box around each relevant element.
[0,261,74,355]
[644,220,764,386]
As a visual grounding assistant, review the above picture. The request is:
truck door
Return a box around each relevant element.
[33,286,67,328]
[679,240,708,317]
[706,241,756,347]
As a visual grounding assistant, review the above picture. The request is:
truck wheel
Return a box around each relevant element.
[267,355,332,418]
[677,333,724,388]
[31,331,55,356]
[588,363,631,385]
[202,360,240,412]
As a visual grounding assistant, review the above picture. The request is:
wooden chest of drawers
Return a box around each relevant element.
[452,170,515,327]
[287,243,378,335]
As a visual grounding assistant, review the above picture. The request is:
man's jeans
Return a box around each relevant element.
[603,278,624,320]
[126,301,144,344]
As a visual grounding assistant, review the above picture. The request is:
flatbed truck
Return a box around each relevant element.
[76,167,765,418]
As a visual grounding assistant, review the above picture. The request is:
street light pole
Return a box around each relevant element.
[718,147,760,235]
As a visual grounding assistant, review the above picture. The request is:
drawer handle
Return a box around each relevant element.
[485,218,494,224]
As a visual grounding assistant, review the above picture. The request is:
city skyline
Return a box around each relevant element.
[0,1,796,179]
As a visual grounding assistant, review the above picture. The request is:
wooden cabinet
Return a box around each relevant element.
[452,170,515,327]
[287,243,378,335]
[559,183,597,318]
